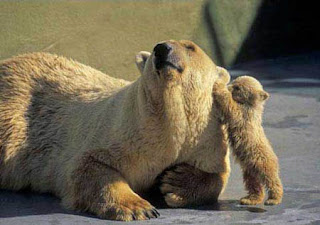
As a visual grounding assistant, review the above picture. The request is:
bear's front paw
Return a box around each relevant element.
[264,197,282,205]
[160,165,197,208]
[240,194,264,205]
[160,164,221,207]
[96,197,159,221]
[163,192,188,208]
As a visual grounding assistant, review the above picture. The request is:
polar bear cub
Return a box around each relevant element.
[212,72,283,205]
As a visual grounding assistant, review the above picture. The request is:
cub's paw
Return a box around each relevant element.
[160,165,197,208]
[217,66,231,84]
[240,194,264,205]
[97,197,159,221]
[265,198,282,205]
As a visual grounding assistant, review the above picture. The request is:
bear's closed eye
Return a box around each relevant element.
[185,44,195,51]
[233,86,240,91]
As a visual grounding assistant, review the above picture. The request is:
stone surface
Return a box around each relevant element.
[1,53,320,224]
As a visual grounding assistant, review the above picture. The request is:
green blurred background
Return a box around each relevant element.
[0,0,319,80]
[0,0,208,80]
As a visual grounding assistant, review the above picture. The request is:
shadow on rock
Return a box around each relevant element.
[143,188,267,213]
[187,200,267,213]
[0,189,94,219]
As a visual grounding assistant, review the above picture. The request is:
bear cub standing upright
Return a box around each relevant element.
[212,74,283,205]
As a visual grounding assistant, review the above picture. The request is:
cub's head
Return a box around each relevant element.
[135,40,222,101]
[228,76,269,106]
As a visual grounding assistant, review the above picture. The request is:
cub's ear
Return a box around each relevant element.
[216,66,230,84]
[260,90,270,101]
[135,51,151,74]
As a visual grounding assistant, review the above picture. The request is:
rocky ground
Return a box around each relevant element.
[1,53,319,225]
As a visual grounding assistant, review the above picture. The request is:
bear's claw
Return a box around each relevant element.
[97,199,159,221]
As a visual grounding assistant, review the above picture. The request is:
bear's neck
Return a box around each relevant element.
[137,79,212,154]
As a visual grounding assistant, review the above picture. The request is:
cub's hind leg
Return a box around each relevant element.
[263,167,283,205]
[63,151,159,221]
[240,168,265,205]
[239,154,283,205]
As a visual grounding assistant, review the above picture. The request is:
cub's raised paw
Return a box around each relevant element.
[97,197,159,221]
[217,66,230,84]
[240,194,264,205]
[265,198,282,205]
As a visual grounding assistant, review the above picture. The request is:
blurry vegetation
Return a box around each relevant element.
[0,1,206,81]
[1,0,318,79]
[205,0,262,66]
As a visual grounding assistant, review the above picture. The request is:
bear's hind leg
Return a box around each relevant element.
[63,154,159,221]
[264,172,283,205]
[240,169,265,205]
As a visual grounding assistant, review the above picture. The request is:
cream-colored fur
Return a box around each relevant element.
[212,74,283,206]
[0,40,230,221]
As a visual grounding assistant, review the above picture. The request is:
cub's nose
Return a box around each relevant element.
[154,43,172,59]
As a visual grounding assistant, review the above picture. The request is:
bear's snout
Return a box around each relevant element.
[154,43,172,71]
[154,42,183,73]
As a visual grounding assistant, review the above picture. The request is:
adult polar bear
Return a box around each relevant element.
[0,40,230,221]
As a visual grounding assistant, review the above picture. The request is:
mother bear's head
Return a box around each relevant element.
[135,40,230,108]
[135,40,223,96]
[135,40,229,145]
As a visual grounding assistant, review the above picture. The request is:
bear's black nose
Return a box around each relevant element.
[154,43,172,59]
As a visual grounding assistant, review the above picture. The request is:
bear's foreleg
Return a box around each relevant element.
[63,153,159,221]
[160,163,229,207]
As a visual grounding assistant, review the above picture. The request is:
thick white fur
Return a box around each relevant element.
[0,40,230,220]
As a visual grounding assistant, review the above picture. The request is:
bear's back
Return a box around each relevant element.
[0,52,131,101]
[0,53,131,190]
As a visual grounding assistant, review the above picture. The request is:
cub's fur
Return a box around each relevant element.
[0,40,230,221]
[212,74,283,205]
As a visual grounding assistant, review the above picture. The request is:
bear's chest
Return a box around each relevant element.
[119,146,180,192]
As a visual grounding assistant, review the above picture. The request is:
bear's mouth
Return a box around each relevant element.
[154,58,184,73]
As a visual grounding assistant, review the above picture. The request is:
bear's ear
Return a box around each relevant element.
[135,51,151,74]
[216,66,230,84]
[259,90,270,101]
